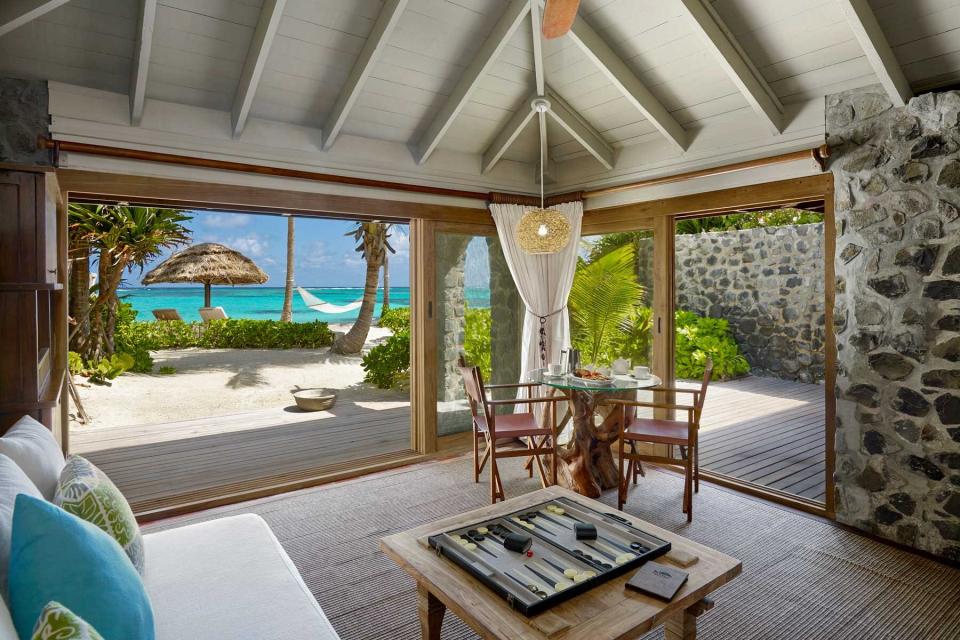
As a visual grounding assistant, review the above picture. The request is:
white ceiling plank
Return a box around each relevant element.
[323,0,408,150]
[0,0,71,38]
[482,96,536,173]
[129,0,157,126]
[545,87,614,170]
[413,0,531,165]
[558,4,688,152]
[837,0,913,107]
[530,0,545,96]
[678,0,783,135]
[231,0,287,138]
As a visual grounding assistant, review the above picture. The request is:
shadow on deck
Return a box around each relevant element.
[679,375,827,502]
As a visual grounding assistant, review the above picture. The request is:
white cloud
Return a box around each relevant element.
[226,233,268,257]
[199,212,251,229]
[389,228,409,258]
[298,241,333,268]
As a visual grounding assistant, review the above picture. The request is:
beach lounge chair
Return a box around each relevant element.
[199,306,229,322]
[152,308,183,321]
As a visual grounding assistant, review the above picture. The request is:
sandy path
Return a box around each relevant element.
[70,324,407,430]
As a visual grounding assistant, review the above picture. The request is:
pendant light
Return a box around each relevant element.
[516,98,571,255]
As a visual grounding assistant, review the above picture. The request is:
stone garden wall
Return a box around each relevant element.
[674,224,826,383]
[0,78,52,165]
[828,84,960,561]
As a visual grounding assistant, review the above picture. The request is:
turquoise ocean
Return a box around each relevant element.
[120,287,492,323]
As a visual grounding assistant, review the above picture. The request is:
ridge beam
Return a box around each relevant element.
[837,0,912,107]
[678,0,783,135]
[413,0,531,165]
[231,0,287,137]
[323,0,408,150]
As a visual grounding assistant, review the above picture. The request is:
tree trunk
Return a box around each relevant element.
[332,256,381,354]
[82,252,126,361]
[69,242,91,351]
[381,252,390,314]
[281,216,295,322]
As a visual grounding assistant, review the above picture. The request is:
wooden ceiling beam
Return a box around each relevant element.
[0,0,71,38]
[482,97,536,174]
[231,0,287,137]
[555,2,687,152]
[545,87,615,170]
[530,0,545,96]
[837,0,912,107]
[678,0,783,135]
[413,0,530,165]
[129,0,157,126]
[323,0,408,150]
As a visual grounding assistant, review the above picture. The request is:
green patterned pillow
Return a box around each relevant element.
[32,602,104,640]
[54,455,145,575]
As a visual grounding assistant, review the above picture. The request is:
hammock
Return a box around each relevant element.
[297,287,364,314]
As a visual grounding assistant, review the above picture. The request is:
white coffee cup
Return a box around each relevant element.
[548,363,562,376]
[633,365,650,379]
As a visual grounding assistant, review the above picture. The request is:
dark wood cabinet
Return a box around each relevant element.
[0,168,67,439]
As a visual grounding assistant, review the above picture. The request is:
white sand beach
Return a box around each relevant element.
[70,324,406,431]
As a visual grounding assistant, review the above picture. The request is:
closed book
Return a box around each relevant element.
[625,562,688,601]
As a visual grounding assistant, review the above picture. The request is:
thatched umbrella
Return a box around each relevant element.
[142,242,268,307]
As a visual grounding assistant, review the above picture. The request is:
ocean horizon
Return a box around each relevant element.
[120,286,491,323]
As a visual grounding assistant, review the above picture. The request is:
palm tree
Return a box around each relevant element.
[68,234,92,351]
[332,222,394,354]
[70,204,191,361]
[380,250,390,314]
[280,215,295,322]
[569,244,645,366]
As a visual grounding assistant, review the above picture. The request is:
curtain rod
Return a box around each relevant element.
[38,138,495,202]
[551,145,830,201]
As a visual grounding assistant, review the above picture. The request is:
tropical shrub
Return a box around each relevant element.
[68,352,135,385]
[464,307,492,380]
[674,311,749,379]
[377,307,410,333]
[116,317,335,351]
[361,330,410,389]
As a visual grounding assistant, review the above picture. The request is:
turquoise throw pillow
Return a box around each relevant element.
[8,494,154,640]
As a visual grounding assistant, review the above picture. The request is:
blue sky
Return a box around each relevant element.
[133,211,412,288]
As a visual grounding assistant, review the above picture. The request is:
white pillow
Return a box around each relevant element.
[0,595,16,640]
[0,416,65,500]
[0,454,43,605]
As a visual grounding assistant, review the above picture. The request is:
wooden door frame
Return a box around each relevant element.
[583,173,836,518]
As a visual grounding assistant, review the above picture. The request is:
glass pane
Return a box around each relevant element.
[435,233,523,436]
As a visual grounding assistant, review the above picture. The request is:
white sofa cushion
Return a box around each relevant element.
[143,514,340,640]
[0,594,16,640]
[0,416,65,500]
[0,454,44,604]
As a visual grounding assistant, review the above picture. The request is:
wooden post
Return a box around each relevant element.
[203,282,212,308]
[409,220,437,454]
[417,584,445,640]
[650,216,676,457]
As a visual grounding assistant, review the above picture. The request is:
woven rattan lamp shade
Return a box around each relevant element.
[516,207,571,254]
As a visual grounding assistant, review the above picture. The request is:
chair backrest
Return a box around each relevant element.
[457,355,491,432]
[694,357,714,423]
[199,306,229,322]
[152,308,182,321]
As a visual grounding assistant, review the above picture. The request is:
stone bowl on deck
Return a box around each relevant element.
[292,388,336,411]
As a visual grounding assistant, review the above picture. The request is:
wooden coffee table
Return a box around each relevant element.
[380,486,741,640]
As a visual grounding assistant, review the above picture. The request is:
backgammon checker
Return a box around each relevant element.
[428,497,670,616]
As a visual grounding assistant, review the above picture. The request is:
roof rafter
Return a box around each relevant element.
[552,1,687,152]
[231,0,287,138]
[837,0,912,107]
[545,87,614,170]
[678,0,783,135]
[323,0,408,150]
[0,0,71,38]
[482,96,536,174]
[530,0,545,96]
[413,0,531,165]
[129,0,157,126]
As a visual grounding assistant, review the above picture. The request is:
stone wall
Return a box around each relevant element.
[674,224,826,383]
[828,84,960,561]
[0,78,52,165]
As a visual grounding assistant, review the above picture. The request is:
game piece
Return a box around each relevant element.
[503,532,533,553]
[575,523,597,540]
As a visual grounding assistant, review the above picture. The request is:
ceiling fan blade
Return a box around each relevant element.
[541,0,580,39]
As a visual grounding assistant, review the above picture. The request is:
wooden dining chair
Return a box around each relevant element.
[457,356,561,503]
[611,358,713,521]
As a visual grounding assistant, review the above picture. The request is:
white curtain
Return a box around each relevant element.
[490,201,583,380]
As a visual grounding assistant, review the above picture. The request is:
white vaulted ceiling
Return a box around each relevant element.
[1,0,959,193]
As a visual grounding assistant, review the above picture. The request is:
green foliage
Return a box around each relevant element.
[674,208,823,235]
[361,330,410,389]
[68,351,85,376]
[158,366,176,375]
[569,245,645,366]
[70,352,135,385]
[618,306,653,367]
[117,318,335,350]
[464,307,491,380]
[674,311,750,380]
[377,307,410,332]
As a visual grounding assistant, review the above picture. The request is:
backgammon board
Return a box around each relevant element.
[427,497,671,616]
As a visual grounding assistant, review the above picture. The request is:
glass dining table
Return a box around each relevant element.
[524,369,662,498]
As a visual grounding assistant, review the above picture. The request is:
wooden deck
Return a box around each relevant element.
[72,400,412,511]
[680,376,827,502]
